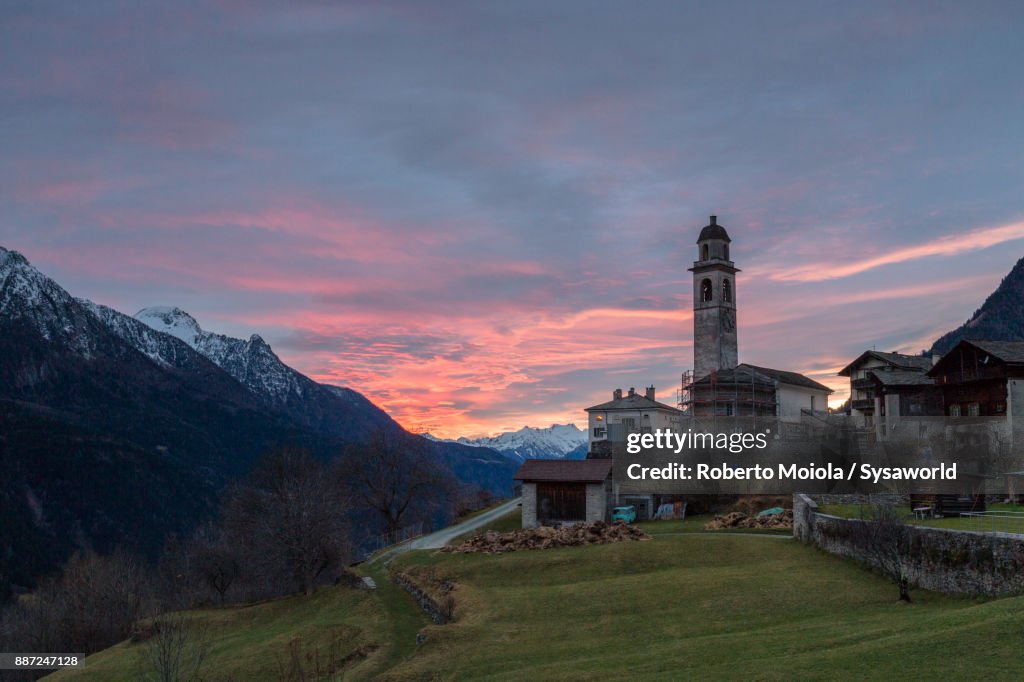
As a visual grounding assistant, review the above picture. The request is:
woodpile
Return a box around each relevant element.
[444,521,651,553]
[704,510,793,530]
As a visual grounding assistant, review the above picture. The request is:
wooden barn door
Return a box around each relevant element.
[537,482,586,522]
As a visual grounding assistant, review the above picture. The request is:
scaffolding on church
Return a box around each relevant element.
[678,367,779,417]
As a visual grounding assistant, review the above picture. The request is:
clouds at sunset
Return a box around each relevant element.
[2,1,1023,436]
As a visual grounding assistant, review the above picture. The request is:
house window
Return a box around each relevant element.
[593,427,606,438]
[949,404,961,417]
[968,402,981,417]
[622,417,637,432]
[722,279,732,303]
[701,279,713,302]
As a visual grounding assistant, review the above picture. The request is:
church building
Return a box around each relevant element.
[682,216,831,418]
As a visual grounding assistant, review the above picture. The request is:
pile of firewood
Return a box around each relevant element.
[444,520,651,554]
[703,509,793,530]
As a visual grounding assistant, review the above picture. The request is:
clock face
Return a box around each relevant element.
[721,308,736,332]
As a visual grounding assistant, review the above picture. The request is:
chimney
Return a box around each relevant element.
[645,385,656,400]
[613,388,623,400]
[709,215,717,225]
[628,387,636,397]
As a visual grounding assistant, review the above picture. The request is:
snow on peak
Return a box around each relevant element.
[134,306,305,404]
[134,306,205,347]
[0,246,30,270]
[436,423,587,461]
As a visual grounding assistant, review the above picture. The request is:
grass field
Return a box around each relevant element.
[819,502,1024,534]
[50,522,1024,680]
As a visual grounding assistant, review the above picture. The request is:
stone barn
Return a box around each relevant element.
[514,459,612,528]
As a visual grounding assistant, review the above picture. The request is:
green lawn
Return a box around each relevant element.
[637,514,791,536]
[48,582,399,682]
[820,502,1024,534]
[386,535,1023,681]
[49,527,1024,680]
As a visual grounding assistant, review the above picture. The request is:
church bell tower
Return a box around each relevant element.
[689,215,739,380]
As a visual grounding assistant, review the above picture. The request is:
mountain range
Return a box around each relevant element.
[0,246,514,595]
[930,256,1024,356]
[427,424,588,461]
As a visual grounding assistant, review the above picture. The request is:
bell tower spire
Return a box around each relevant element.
[688,215,739,379]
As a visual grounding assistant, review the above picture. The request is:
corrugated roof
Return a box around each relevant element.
[513,459,613,482]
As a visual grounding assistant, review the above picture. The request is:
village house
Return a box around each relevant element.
[928,340,1024,423]
[584,386,681,458]
[838,350,940,432]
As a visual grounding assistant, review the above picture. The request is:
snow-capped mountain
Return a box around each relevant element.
[1,247,100,357]
[428,424,588,461]
[0,244,517,592]
[134,306,309,405]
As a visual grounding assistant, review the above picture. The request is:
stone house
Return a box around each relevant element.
[514,459,613,528]
[585,386,681,458]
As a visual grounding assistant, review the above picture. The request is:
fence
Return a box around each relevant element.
[363,521,426,558]
[958,511,1024,536]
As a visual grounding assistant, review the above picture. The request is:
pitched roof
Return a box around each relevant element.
[690,364,831,393]
[838,350,934,376]
[869,370,934,387]
[513,459,613,483]
[928,339,1024,376]
[690,365,776,390]
[740,363,832,392]
[585,393,680,412]
[966,340,1024,364]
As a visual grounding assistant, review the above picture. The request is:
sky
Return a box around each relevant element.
[2,1,1024,438]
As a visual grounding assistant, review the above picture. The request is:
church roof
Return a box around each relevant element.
[697,215,731,243]
[691,363,832,393]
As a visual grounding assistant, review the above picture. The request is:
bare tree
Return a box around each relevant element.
[337,429,455,536]
[190,525,241,604]
[224,447,351,596]
[0,550,153,658]
[854,504,913,602]
[143,613,210,682]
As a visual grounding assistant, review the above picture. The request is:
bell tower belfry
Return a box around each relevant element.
[688,215,739,380]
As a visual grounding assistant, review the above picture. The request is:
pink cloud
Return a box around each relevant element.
[764,221,1024,282]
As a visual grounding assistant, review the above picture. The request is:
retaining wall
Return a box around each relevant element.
[794,493,1024,596]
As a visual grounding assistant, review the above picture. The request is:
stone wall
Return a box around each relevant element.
[521,482,537,528]
[585,482,607,523]
[392,571,450,625]
[794,493,1024,596]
